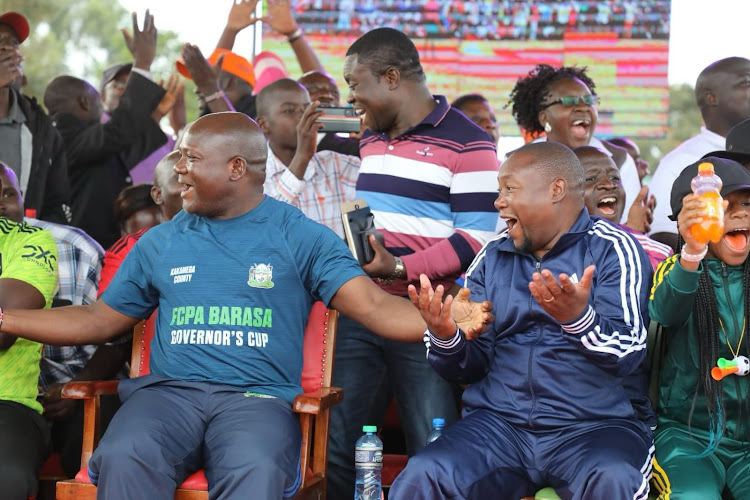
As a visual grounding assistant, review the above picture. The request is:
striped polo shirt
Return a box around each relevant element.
[357,96,500,296]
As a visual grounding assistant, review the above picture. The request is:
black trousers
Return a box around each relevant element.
[0,400,51,500]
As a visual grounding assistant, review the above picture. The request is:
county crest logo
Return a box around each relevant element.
[248,263,274,289]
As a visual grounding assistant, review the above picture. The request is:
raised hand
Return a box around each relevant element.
[625,185,656,233]
[263,0,300,36]
[180,44,221,95]
[451,287,494,340]
[0,44,23,89]
[122,10,157,71]
[529,265,595,324]
[227,0,261,32]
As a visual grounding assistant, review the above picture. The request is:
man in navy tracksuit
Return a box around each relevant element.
[392,141,654,500]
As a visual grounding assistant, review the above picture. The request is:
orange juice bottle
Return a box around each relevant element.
[690,162,724,244]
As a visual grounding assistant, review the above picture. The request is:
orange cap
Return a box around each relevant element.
[176,48,256,89]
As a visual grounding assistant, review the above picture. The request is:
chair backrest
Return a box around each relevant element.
[129,302,338,391]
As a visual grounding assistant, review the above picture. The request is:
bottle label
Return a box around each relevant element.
[354,448,383,467]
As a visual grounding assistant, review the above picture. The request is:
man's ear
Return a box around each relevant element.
[151,185,163,206]
[384,67,400,90]
[704,90,718,107]
[257,116,270,135]
[550,178,567,203]
[78,94,90,112]
[229,157,248,181]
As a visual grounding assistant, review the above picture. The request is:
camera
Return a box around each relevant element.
[316,107,361,133]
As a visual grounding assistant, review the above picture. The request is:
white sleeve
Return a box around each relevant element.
[648,155,683,236]
[619,153,642,224]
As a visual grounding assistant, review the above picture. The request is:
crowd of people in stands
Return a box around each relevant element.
[0,1,749,499]
[297,0,670,40]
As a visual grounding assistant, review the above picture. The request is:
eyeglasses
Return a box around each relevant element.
[541,95,599,109]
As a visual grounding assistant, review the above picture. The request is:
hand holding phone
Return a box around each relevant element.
[316,107,361,133]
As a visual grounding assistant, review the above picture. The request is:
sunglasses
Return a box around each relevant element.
[541,95,599,109]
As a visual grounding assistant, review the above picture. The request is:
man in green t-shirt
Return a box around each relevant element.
[0,162,59,499]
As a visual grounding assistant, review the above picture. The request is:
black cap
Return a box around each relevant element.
[99,63,132,93]
[701,117,750,163]
[670,156,750,220]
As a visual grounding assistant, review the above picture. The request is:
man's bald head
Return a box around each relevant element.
[510,141,585,198]
[187,112,267,169]
[255,78,308,119]
[573,145,616,168]
[154,150,181,189]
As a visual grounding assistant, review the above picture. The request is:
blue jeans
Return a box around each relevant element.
[327,314,459,500]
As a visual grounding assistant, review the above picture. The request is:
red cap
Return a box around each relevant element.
[0,12,30,43]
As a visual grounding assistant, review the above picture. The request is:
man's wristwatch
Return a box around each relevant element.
[393,257,406,280]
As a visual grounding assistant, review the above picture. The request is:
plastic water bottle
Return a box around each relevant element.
[425,417,445,444]
[354,425,382,500]
[690,161,724,244]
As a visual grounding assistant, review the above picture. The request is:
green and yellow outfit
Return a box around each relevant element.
[650,255,750,500]
[0,218,58,498]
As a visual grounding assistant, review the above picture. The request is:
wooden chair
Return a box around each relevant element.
[56,302,340,500]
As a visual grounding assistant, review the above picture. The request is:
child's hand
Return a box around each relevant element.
[677,193,712,254]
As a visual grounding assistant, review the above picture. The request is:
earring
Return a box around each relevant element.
[544,122,552,133]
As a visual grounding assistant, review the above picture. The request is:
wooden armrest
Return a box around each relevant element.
[61,380,120,399]
[293,387,343,414]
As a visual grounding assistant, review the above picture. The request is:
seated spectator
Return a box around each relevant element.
[390,142,654,500]
[451,93,500,146]
[0,162,115,479]
[610,136,649,183]
[650,157,750,499]
[0,165,58,499]
[298,70,361,157]
[44,11,168,249]
[113,183,161,236]
[575,146,672,269]
[257,78,360,237]
[0,11,72,224]
[0,112,491,498]
[99,62,185,184]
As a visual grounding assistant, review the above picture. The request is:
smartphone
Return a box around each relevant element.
[316,107,361,133]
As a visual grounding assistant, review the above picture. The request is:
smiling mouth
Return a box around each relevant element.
[597,196,618,216]
[724,228,750,252]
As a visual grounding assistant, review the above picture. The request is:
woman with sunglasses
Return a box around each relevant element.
[508,64,650,231]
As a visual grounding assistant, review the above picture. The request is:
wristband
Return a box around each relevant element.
[286,27,303,43]
[680,244,708,263]
[201,90,225,104]
[0,306,4,331]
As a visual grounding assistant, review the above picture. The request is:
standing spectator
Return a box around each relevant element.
[451,93,500,146]
[0,11,72,224]
[507,64,646,230]
[99,62,185,184]
[0,164,58,499]
[257,78,359,238]
[298,70,361,157]
[649,57,750,249]
[327,28,500,500]
[44,11,168,249]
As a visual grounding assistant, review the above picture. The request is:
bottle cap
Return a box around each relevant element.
[362,425,377,433]
[432,417,445,427]
[698,162,715,174]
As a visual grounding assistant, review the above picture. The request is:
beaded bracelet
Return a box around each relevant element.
[680,244,708,262]
[0,306,4,331]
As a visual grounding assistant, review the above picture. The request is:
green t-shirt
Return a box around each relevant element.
[0,218,58,413]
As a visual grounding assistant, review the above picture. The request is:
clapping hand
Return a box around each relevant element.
[528,265,595,323]
[152,74,185,123]
[0,44,23,89]
[407,274,494,340]
[625,185,656,233]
